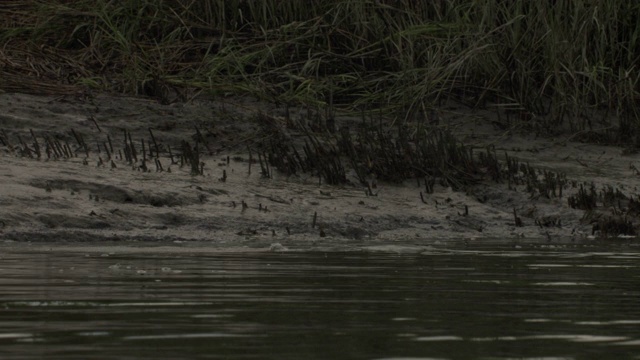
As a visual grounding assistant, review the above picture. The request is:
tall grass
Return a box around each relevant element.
[1,0,639,135]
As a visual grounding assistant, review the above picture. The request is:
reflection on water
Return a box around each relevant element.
[0,243,640,359]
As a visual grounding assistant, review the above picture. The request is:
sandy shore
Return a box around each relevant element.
[1,92,638,249]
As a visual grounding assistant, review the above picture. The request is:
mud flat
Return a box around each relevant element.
[1,92,639,250]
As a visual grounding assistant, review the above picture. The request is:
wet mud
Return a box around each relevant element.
[1,92,639,249]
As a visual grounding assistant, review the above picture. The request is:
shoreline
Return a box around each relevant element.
[1,92,638,247]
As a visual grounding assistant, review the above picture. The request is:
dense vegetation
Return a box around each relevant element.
[2,0,640,136]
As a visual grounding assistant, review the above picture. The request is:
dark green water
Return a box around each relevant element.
[1,243,639,360]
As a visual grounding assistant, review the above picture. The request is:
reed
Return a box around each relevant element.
[1,1,639,138]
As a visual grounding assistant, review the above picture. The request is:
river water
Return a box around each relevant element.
[1,241,639,360]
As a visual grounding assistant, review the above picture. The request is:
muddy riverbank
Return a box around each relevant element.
[1,92,638,248]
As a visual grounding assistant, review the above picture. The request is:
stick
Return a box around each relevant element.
[148,128,160,158]
[90,116,102,132]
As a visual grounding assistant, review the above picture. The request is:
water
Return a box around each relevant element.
[1,243,640,360]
